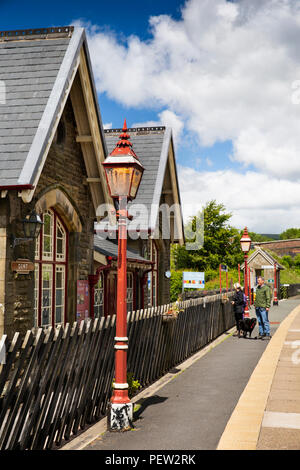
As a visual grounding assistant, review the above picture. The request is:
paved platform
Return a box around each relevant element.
[218,299,300,450]
[61,298,300,451]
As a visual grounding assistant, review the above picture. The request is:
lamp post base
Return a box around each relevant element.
[108,403,133,432]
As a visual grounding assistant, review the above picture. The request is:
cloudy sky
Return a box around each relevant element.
[2,0,300,233]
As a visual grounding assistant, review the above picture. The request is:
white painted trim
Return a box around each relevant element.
[114,345,128,350]
[93,251,107,266]
[113,383,129,389]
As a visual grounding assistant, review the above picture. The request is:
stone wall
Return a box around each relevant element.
[254,239,300,258]
[3,98,95,336]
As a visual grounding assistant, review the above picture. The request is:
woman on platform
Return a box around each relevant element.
[231,283,245,338]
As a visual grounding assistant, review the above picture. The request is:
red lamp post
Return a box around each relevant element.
[240,227,251,318]
[273,263,278,305]
[102,120,144,431]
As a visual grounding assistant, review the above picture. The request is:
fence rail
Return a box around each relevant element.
[0,292,234,450]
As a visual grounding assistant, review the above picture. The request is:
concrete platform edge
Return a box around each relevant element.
[217,304,300,451]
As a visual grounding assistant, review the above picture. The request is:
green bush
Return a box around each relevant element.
[281,255,294,268]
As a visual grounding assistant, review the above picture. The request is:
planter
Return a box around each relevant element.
[162,308,179,322]
[162,313,178,323]
[221,294,229,303]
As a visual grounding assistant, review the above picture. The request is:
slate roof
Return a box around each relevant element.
[0,26,107,188]
[241,247,285,270]
[103,127,179,234]
[94,235,152,264]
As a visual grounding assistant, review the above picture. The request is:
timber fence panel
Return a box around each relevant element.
[0,291,236,450]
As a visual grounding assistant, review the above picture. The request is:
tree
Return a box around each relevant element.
[247,231,274,242]
[293,254,300,270]
[172,200,244,271]
[280,228,300,240]
[281,255,294,268]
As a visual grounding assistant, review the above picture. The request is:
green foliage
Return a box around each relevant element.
[112,373,141,399]
[172,200,244,272]
[247,231,274,242]
[281,255,294,268]
[293,254,300,269]
[280,228,300,240]
[170,270,183,301]
[127,373,141,398]
[170,201,300,300]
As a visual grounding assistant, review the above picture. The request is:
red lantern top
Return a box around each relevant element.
[110,119,140,160]
[102,120,144,200]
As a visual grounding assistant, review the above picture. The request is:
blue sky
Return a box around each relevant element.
[1,0,300,232]
[0,0,235,173]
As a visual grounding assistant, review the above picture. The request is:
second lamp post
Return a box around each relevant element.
[240,227,252,317]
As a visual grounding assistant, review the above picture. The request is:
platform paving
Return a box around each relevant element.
[61,298,300,451]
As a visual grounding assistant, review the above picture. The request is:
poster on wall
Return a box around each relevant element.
[77,280,89,323]
[182,271,205,290]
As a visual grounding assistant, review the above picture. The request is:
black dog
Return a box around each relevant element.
[239,317,257,338]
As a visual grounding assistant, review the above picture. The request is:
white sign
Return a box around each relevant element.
[183,272,205,289]
[262,265,274,269]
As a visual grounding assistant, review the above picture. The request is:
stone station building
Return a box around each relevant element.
[0,26,184,336]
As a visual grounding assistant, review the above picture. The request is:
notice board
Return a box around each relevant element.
[77,280,89,323]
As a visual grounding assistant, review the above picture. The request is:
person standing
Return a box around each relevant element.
[231,283,245,338]
[254,276,271,339]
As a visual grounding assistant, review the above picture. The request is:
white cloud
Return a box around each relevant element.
[80,0,300,178]
[103,122,112,129]
[178,165,300,233]
[76,0,300,231]
[132,109,184,145]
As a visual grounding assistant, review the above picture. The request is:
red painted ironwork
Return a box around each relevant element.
[244,254,249,317]
[273,263,278,305]
[111,195,130,405]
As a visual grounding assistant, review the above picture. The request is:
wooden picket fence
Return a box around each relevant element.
[0,292,234,450]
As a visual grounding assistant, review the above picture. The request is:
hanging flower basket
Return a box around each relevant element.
[221,294,229,304]
[162,309,178,322]
[162,301,184,322]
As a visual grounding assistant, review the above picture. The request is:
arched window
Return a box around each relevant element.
[34,209,68,327]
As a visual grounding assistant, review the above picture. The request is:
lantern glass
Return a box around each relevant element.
[240,239,251,253]
[23,213,43,239]
[130,168,143,199]
[105,166,135,198]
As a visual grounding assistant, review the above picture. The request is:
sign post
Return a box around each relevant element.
[219,264,228,293]
[182,272,205,292]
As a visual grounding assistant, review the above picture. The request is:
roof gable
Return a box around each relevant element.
[241,247,284,270]
[103,127,184,244]
[0,29,73,187]
[0,26,110,209]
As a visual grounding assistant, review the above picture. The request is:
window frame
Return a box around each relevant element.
[34,208,68,327]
